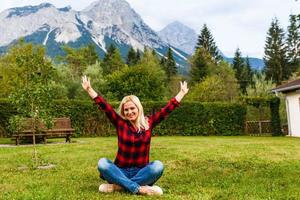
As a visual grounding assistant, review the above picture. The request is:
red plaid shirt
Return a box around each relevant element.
[94,95,180,168]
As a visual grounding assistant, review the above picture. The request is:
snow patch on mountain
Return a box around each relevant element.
[170,47,188,61]
[43,26,54,45]
[0,0,191,69]
[0,3,81,46]
[81,0,166,51]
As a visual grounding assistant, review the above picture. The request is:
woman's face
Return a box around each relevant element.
[123,101,139,122]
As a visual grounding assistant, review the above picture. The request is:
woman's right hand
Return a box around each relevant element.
[81,75,91,91]
[82,75,98,99]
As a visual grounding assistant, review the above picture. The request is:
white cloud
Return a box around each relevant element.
[0,0,299,58]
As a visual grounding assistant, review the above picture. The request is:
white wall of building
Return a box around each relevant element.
[285,91,300,137]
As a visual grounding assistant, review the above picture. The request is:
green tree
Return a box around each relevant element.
[107,49,166,100]
[245,56,254,87]
[245,73,278,127]
[246,73,275,98]
[59,44,99,80]
[160,56,167,69]
[53,60,104,100]
[188,61,239,102]
[83,44,100,66]
[232,48,251,94]
[0,40,55,97]
[232,48,245,79]
[7,41,55,164]
[102,44,125,75]
[0,56,15,97]
[196,24,222,62]
[286,14,300,73]
[136,49,141,63]
[141,47,161,66]
[162,47,177,80]
[126,47,139,66]
[151,49,158,57]
[264,18,289,85]
[48,64,69,100]
[76,61,105,100]
[189,47,217,83]
[166,75,185,97]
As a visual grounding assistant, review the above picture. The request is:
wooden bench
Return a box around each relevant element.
[13,117,75,145]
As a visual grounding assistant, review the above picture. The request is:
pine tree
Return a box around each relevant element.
[151,49,157,57]
[141,47,160,66]
[232,48,244,79]
[136,49,141,63]
[60,45,92,80]
[189,47,216,83]
[245,56,254,87]
[263,18,289,85]
[232,48,248,94]
[286,14,300,73]
[102,44,125,75]
[196,24,222,62]
[103,44,115,74]
[162,47,177,80]
[83,43,100,66]
[126,47,137,66]
[160,56,167,69]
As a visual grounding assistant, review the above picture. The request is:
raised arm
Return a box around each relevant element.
[82,75,122,128]
[81,75,98,99]
[175,81,189,102]
[150,81,189,128]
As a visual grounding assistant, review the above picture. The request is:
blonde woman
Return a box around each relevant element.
[81,75,189,195]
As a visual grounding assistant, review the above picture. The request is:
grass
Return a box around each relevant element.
[1,136,300,200]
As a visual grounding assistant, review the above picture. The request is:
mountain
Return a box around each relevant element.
[0,0,189,73]
[158,21,197,55]
[225,57,265,71]
[159,21,264,70]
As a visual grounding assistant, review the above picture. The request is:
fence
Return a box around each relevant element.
[245,120,272,135]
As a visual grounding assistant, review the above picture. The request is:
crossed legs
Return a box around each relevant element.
[97,158,164,195]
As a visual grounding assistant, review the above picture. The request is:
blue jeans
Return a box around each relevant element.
[97,158,164,193]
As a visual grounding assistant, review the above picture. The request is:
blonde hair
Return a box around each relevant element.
[118,95,149,131]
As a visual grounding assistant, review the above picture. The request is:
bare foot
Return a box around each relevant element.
[138,185,163,195]
[99,183,123,193]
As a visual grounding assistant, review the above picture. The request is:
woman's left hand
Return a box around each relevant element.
[175,81,189,102]
[180,81,189,95]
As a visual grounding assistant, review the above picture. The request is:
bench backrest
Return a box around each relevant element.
[21,117,72,131]
[52,118,72,129]
[22,118,46,131]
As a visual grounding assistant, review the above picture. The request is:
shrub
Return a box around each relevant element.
[0,99,246,137]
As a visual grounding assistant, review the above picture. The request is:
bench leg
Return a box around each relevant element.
[66,135,71,143]
[43,135,47,144]
[16,136,20,145]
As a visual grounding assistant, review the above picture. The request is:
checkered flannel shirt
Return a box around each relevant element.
[94,95,180,168]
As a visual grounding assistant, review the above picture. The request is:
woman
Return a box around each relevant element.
[81,75,189,195]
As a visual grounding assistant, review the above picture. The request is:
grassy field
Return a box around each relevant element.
[1,136,300,200]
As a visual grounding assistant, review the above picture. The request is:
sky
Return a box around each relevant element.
[0,0,299,58]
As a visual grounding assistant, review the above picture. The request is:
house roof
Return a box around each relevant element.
[272,78,300,93]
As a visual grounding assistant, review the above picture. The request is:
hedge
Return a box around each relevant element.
[0,99,247,137]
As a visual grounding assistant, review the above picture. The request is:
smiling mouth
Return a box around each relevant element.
[127,115,136,119]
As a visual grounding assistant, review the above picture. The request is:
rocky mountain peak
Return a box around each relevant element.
[82,0,143,32]
[0,1,189,70]
[6,3,55,18]
[159,21,198,54]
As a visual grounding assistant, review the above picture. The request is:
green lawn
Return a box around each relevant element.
[1,136,300,200]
